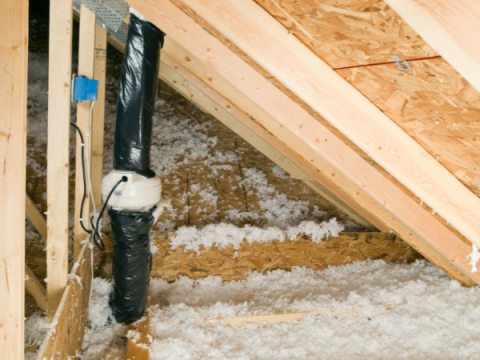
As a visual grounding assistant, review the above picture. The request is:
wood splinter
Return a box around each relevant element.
[207,304,395,327]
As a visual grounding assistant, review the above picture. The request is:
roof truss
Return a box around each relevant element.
[123,0,480,285]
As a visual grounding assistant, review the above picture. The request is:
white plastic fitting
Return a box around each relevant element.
[101,170,162,211]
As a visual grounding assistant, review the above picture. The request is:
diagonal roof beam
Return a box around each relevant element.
[158,55,378,229]
[384,0,480,94]
[82,10,379,230]
[124,0,480,285]
[174,0,480,255]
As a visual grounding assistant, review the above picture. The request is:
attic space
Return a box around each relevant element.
[3,0,480,359]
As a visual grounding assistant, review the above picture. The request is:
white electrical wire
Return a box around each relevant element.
[86,100,97,219]
[85,100,97,307]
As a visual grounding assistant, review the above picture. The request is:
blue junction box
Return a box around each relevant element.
[72,76,98,102]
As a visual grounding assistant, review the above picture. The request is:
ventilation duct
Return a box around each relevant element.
[101,11,166,324]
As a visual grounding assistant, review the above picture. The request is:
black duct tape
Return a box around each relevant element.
[113,14,165,178]
[108,208,155,324]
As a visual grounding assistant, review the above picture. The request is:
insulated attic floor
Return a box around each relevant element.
[23,8,480,359]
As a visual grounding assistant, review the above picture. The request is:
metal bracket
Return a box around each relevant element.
[391,54,412,71]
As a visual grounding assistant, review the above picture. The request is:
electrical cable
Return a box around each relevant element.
[91,176,128,251]
[69,122,93,235]
[85,101,97,222]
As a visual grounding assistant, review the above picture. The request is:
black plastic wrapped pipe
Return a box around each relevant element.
[109,208,155,324]
[113,14,165,179]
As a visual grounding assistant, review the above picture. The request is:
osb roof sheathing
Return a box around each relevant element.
[171,0,475,246]
[253,0,480,197]
[254,0,438,68]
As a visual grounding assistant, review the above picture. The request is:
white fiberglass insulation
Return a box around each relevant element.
[78,260,480,360]
[24,49,480,359]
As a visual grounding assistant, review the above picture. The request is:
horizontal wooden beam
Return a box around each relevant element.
[384,0,480,94]
[124,0,480,285]
[177,0,480,254]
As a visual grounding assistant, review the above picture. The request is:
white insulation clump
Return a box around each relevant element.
[170,219,344,253]
[146,260,480,360]
[80,278,127,359]
[467,244,480,273]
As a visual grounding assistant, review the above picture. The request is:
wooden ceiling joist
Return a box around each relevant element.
[384,0,480,94]
[175,0,480,256]
[125,0,480,285]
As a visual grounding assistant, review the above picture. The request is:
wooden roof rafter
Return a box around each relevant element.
[124,0,480,285]
[174,0,480,252]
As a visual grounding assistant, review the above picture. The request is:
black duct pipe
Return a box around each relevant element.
[108,208,155,324]
[113,13,165,179]
[109,14,165,324]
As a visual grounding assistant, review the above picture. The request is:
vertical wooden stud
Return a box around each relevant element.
[91,24,107,209]
[73,5,96,259]
[0,0,28,358]
[46,0,74,319]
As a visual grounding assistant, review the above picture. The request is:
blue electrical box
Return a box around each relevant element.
[72,76,98,102]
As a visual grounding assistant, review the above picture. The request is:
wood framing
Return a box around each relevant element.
[37,243,93,359]
[0,0,28,358]
[207,305,394,326]
[176,0,480,251]
[101,15,378,229]
[25,193,47,240]
[91,24,107,209]
[74,5,96,259]
[158,55,377,230]
[151,231,421,282]
[25,265,47,312]
[126,315,150,360]
[384,0,480,94]
[46,0,74,318]
[124,0,480,285]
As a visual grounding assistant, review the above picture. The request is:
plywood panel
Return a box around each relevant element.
[163,0,473,251]
[338,59,480,197]
[151,232,421,281]
[37,244,92,360]
[124,0,480,286]
[385,0,480,94]
[254,0,438,68]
